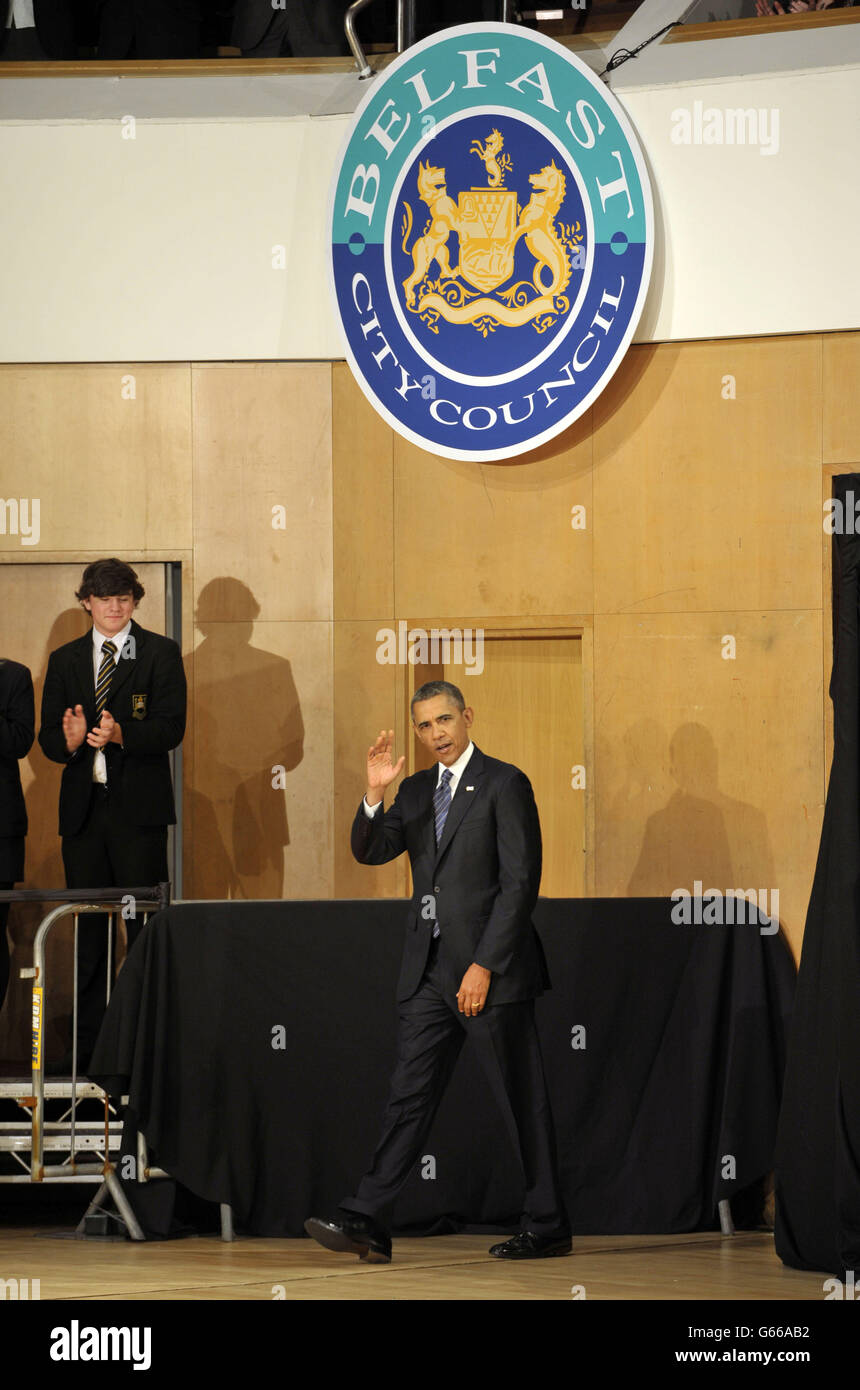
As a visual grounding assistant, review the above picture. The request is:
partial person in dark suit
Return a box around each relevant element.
[96,0,201,58]
[306,680,570,1262]
[229,0,287,56]
[0,0,76,60]
[230,0,349,58]
[0,659,34,1012]
[39,558,186,1065]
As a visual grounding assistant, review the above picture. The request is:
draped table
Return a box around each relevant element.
[90,897,795,1238]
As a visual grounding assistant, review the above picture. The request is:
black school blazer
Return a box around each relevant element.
[38,620,186,836]
[0,659,35,838]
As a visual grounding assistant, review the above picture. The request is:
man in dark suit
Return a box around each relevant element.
[306,680,570,1262]
[0,1,76,60]
[230,0,350,58]
[0,658,34,1011]
[39,558,186,1064]
[95,0,201,58]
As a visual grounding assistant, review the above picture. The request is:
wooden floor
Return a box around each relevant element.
[0,1228,831,1300]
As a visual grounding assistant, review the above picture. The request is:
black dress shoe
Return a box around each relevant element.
[304,1210,392,1264]
[489,1231,572,1259]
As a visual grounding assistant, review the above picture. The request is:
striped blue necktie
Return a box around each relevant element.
[431,768,453,939]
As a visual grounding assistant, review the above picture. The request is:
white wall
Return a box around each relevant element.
[0,58,857,362]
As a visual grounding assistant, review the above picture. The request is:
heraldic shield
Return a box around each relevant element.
[399,126,580,336]
[457,189,518,293]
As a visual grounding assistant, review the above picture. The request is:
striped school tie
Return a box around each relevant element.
[94,640,117,716]
[431,768,453,939]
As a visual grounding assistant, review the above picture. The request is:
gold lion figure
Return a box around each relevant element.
[401,161,461,308]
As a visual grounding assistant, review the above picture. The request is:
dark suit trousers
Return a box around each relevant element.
[0,26,51,60]
[0,879,13,1012]
[341,936,569,1237]
[62,783,167,1052]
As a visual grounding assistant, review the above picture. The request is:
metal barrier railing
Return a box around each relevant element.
[0,884,235,1241]
[347,0,462,77]
[0,886,169,1239]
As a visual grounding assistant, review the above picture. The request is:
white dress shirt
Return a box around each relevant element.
[6,2,36,31]
[363,740,475,818]
[91,622,131,784]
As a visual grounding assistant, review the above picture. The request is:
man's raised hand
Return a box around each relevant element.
[366,729,405,806]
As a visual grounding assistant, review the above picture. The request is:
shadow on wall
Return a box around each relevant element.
[186,578,304,900]
[623,721,776,902]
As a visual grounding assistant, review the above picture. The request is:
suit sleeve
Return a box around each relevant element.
[118,640,187,757]
[38,651,76,765]
[351,785,408,865]
[474,770,542,975]
[0,665,35,761]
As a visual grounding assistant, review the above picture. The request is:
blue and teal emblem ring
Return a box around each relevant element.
[329,23,653,461]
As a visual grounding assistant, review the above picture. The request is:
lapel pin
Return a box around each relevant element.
[466,786,474,791]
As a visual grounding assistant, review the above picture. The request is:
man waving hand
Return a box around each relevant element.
[305,680,570,1262]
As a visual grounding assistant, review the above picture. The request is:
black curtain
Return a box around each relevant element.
[774,472,860,1277]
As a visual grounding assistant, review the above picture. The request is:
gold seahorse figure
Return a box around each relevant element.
[469,129,512,188]
[511,161,571,299]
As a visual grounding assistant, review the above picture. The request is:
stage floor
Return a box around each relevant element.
[0,1229,829,1301]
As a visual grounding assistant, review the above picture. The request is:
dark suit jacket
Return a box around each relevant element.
[0,0,76,56]
[230,0,279,52]
[351,744,550,1006]
[38,619,186,836]
[96,0,201,59]
[231,0,347,55]
[0,658,34,840]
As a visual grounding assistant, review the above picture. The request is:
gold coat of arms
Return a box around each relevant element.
[400,130,582,337]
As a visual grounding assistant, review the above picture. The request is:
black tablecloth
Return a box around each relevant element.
[90,898,796,1237]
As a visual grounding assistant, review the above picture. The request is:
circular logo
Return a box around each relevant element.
[330,23,653,462]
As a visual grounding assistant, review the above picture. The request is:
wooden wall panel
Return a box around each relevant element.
[823,333,860,463]
[332,363,395,622]
[443,633,585,898]
[332,620,407,900]
[0,333,851,989]
[392,416,593,619]
[191,363,332,622]
[593,610,823,957]
[592,338,821,615]
[0,365,192,554]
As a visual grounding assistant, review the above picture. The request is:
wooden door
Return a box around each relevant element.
[406,630,586,898]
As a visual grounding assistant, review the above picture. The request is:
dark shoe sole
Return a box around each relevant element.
[304,1217,391,1264]
[490,1240,573,1260]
